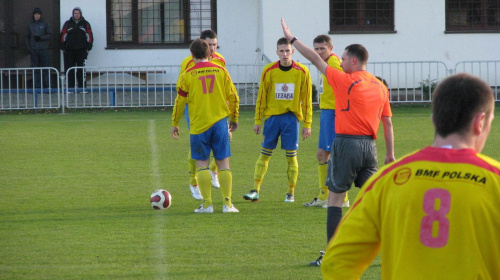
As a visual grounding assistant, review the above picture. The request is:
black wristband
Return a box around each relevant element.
[290,37,298,44]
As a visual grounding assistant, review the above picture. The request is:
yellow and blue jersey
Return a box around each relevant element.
[255,61,313,128]
[319,53,342,110]
[177,51,226,91]
[322,146,500,280]
[172,61,239,135]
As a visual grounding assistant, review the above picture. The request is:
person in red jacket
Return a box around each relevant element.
[60,7,93,88]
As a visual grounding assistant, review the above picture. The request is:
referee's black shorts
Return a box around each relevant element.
[326,134,378,193]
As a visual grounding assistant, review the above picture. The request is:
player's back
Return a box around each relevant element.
[327,69,390,138]
[373,146,500,279]
[177,52,226,90]
[180,61,236,134]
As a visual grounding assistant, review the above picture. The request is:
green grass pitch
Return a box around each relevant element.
[1,105,499,279]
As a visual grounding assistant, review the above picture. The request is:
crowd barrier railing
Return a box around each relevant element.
[454,61,500,100]
[1,61,498,111]
[0,67,60,110]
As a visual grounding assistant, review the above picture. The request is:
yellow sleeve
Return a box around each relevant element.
[171,73,188,126]
[302,66,313,129]
[321,177,382,280]
[254,65,269,125]
[171,95,187,127]
[176,55,193,92]
[225,70,239,123]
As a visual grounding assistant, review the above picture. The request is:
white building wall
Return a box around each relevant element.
[60,1,500,72]
[217,0,260,65]
[60,1,189,69]
[260,0,499,68]
[259,0,329,65]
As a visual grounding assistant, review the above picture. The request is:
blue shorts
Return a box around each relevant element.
[318,109,336,152]
[184,104,190,130]
[262,111,299,150]
[190,118,231,161]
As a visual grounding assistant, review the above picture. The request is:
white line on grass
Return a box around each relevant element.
[148,120,168,278]
[149,119,161,188]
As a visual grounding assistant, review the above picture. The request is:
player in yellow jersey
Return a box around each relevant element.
[176,30,226,201]
[322,73,500,279]
[243,37,313,203]
[172,39,240,213]
[302,35,350,209]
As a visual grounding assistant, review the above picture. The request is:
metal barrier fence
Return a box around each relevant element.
[454,61,499,100]
[64,65,180,109]
[367,61,450,103]
[64,65,261,109]
[0,67,60,110]
[1,61,498,111]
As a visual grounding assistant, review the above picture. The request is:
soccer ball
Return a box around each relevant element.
[150,189,172,210]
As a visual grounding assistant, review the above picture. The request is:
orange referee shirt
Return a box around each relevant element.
[325,67,391,139]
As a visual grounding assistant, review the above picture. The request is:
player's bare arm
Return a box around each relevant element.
[280,18,328,75]
[171,126,180,140]
[382,116,396,164]
[302,127,311,140]
[253,124,261,135]
[229,122,239,132]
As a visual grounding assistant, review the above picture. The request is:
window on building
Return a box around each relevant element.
[446,0,500,32]
[329,0,395,33]
[106,0,217,49]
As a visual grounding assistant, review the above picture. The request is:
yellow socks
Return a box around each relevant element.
[190,151,218,186]
[218,169,233,207]
[254,148,272,193]
[286,150,298,195]
[253,149,300,196]
[197,167,212,207]
[318,161,329,200]
[188,151,198,186]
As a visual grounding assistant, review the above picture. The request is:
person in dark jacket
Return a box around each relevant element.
[25,7,52,88]
[60,7,93,88]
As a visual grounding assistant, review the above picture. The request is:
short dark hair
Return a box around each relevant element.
[313,35,332,48]
[277,37,291,48]
[432,73,494,137]
[344,44,369,64]
[200,30,217,40]
[190,39,209,60]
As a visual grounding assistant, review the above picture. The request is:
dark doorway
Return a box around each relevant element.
[0,0,60,69]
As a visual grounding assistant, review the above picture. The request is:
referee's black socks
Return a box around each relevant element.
[326,206,343,243]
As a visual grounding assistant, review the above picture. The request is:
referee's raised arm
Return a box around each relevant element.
[281,18,328,76]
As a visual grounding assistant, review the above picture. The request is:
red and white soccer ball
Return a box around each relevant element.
[150,189,172,210]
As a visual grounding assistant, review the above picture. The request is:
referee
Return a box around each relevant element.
[280,18,396,266]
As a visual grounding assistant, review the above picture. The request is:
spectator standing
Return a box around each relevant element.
[25,7,52,88]
[60,7,93,88]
